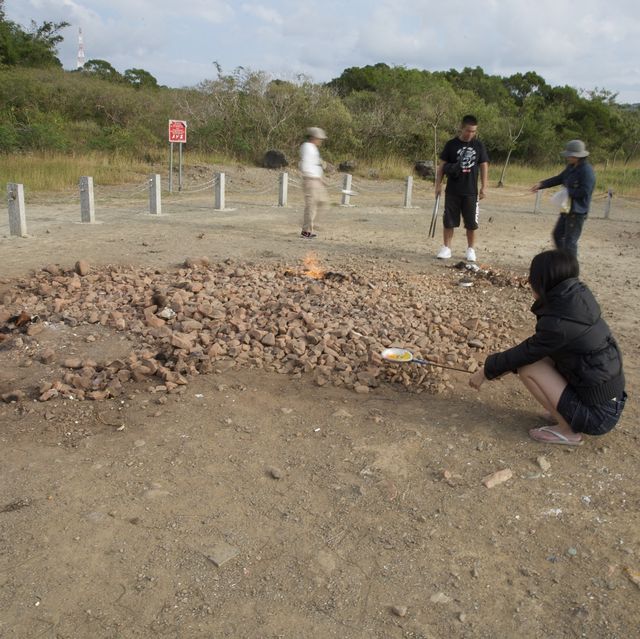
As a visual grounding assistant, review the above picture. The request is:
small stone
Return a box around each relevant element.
[430,592,452,604]
[391,605,407,617]
[1,390,26,403]
[62,358,83,370]
[354,384,369,394]
[261,333,276,347]
[26,323,43,336]
[458,612,467,623]
[267,466,283,479]
[43,264,62,275]
[536,456,551,472]
[40,349,56,364]
[482,468,513,488]
[467,339,485,349]
[376,479,398,501]
[280,407,293,414]
[75,260,90,276]
[567,547,578,557]
[624,567,640,589]
[206,542,239,567]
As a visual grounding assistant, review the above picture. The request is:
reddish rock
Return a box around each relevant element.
[74,260,90,276]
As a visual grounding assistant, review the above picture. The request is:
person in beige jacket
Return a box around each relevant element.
[299,127,329,239]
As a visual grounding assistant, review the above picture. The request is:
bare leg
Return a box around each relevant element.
[517,358,582,443]
[466,228,475,248]
[443,227,454,248]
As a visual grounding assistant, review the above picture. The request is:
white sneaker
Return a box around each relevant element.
[465,247,476,262]
[437,246,452,259]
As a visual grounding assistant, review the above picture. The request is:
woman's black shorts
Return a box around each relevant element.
[557,387,627,435]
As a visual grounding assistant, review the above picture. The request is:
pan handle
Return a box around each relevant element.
[412,357,472,374]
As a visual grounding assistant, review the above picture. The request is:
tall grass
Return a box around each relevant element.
[0,152,153,192]
[491,161,640,197]
[352,155,414,181]
[1,151,639,197]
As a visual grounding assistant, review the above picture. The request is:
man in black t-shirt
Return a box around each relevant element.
[434,114,489,262]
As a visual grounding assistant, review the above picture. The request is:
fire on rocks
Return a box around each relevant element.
[0,255,530,403]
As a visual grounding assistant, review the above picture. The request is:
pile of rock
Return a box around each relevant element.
[0,258,529,401]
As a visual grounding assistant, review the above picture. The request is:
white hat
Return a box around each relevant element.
[307,127,327,140]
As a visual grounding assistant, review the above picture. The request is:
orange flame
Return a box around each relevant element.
[302,252,325,279]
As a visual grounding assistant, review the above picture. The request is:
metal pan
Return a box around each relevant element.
[381,347,472,374]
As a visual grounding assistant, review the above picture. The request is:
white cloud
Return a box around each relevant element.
[241,3,284,26]
[4,0,640,102]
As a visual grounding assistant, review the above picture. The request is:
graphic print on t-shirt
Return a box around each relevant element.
[458,146,477,173]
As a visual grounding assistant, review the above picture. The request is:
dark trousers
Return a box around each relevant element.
[553,213,586,258]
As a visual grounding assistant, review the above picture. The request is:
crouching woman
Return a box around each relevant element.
[469,250,627,445]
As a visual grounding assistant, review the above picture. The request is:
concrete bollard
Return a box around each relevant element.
[340,174,353,207]
[215,172,225,210]
[403,176,413,208]
[149,174,162,215]
[533,190,542,214]
[7,183,27,237]
[278,172,288,207]
[79,176,95,223]
[604,188,613,219]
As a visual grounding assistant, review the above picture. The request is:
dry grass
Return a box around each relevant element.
[2,152,639,199]
[491,161,640,198]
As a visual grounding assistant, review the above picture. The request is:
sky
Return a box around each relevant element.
[5,0,640,104]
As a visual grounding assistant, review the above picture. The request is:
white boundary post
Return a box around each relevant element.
[340,174,353,207]
[79,176,95,223]
[533,190,542,214]
[215,172,225,210]
[604,188,613,219]
[403,176,413,208]
[7,183,27,237]
[149,174,162,215]
[278,172,288,207]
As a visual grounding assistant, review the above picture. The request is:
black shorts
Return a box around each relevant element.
[557,387,627,436]
[443,194,479,230]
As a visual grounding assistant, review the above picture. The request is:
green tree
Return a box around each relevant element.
[0,0,68,68]
[82,59,122,82]
[123,68,159,89]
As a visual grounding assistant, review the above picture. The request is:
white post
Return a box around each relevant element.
[7,183,27,237]
[278,172,288,207]
[79,176,95,223]
[533,190,542,214]
[403,176,413,208]
[340,174,353,206]
[149,174,162,215]
[604,188,613,219]
[215,172,225,210]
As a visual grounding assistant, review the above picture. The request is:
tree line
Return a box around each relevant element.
[1,4,639,171]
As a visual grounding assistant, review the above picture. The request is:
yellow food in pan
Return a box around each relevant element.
[385,352,412,361]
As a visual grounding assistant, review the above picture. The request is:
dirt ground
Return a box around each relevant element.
[1,168,639,639]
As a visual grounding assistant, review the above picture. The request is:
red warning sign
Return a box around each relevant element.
[168,119,187,143]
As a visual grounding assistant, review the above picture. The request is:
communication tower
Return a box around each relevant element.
[77,27,85,69]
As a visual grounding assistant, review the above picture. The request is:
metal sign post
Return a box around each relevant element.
[168,120,187,193]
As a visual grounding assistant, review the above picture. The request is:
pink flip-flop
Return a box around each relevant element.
[529,426,583,446]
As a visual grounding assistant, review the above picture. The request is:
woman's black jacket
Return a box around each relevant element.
[484,278,625,405]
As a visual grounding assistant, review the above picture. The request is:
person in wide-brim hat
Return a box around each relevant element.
[560,139,590,158]
[530,139,595,258]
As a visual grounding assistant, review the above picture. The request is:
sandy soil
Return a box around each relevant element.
[1,167,639,638]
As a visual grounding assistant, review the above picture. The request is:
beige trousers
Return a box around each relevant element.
[302,178,329,233]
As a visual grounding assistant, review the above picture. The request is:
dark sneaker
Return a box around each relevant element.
[300,231,317,239]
